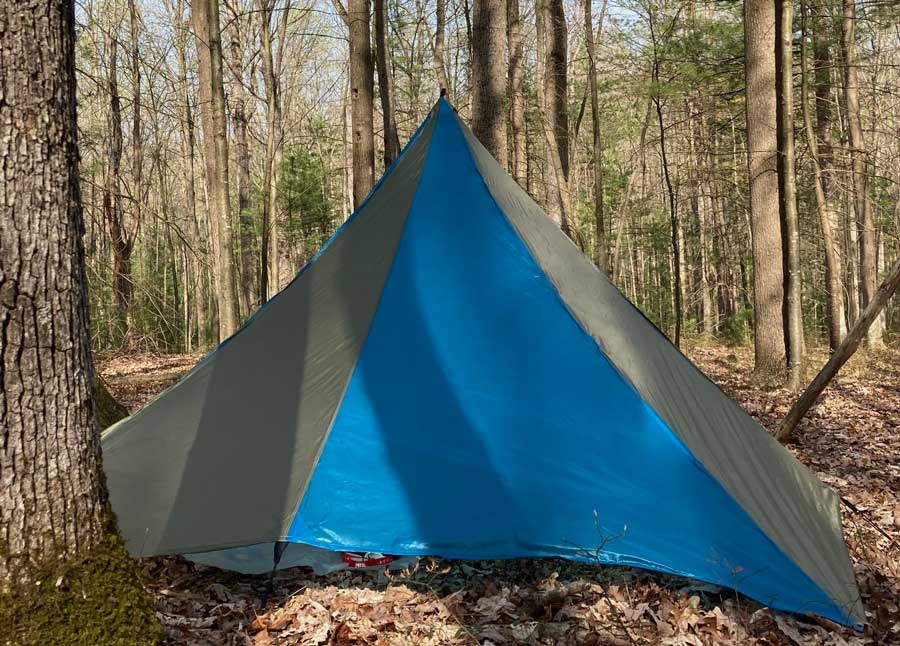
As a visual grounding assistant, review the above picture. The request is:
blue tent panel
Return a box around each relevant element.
[287,102,846,623]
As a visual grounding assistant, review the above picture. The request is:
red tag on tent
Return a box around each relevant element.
[341,552,397,568]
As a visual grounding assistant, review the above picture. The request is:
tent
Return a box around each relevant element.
[102,98,863,625]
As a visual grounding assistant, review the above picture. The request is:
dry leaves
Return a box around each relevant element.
[100,347,900,645]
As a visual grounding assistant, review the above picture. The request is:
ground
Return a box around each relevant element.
[97,344,900,645]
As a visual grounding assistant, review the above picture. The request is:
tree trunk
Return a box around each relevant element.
[776,0,804,389]
[777,255,900,440]
[841,0,881,348]
[374,0,400,166]
[744,0,786,378]
[0,1,160,640]
[104,25,134,344]
[507,0,526,187]
[803,0,845,350]
[128,0,142,340]
[585,0,608,270]
[348,0,375,207]
[538,0,571,232]
[472,0,508,166]
[174,3,208,348]
[434,0,452,96]
[193,0,238,340]
[227,7,255,317]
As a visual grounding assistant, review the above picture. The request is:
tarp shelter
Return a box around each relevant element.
[102,98,863,625]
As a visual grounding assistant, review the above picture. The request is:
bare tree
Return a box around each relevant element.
[585,0,608,269]
[259,0,290,299]
[538,0,571,231]
[434,0,452,97]
[801,0,845,350]
[193,0,239,339]
[744,0,786,377]
[374,0,401,165]
[507,0,526,186]
[342,0,375,207]
[776,0,804,388]
[226,1,255,315]
[841,0,882,348]
[472,0,508,165]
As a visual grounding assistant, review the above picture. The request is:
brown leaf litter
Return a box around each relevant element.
[98,345,900,645]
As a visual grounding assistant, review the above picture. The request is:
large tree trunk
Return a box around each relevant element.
[841,0,881,348]
[776,0,804,389]
[193,0,238,340]
[507,0,526,187]
[348,0,375,207]
[803,0,845,350]
[374,0,400,166]
[227,7,255,317]
[0,1,160,640]
[538,0,571,231]
[744,0,786,378]
[472,0,508,166]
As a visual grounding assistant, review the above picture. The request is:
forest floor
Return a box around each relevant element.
[97,343,900,646]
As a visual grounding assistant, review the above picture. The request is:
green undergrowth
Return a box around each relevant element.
[0,522,164,646]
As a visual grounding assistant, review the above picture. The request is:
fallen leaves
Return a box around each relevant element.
[99,346,900,645]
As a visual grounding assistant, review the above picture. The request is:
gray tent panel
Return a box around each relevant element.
[453,112,863,623]
[102,111,437,557]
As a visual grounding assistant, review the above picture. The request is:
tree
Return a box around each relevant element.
[585,0,608,270]
[374,0,401,166]
[433,0,452,97]
[776,0,804,389]
[841,0,882,348]
[193,0,239,339]
[472,0,508,165]
[0,0,161,641]
[226,1,256,316]
[341,0,376,207]
[507,0,526,187]
[744,0,786,377]
[801,0,845,351]
[538,0,571,231]
[259,0,290,299]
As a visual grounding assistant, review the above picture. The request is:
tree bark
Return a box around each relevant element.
[104,22,134,344]
[802,0,845,350]
[776,0,804,389]
[841,0,881,348]
[434,0,452,97]
[374,0,400,166]
[507,0,526,187]
[538,0,571,232]
[127,0,142,340]
[744,0,786,378]
[0,2,160,639]
[777,256,900,441]
[347,0,375,207]
[193,0,238,340]
[227,6,255,317]
[585,0,608,270]
[472,0,508,166]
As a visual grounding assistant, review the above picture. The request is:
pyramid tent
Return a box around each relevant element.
[102,98,863,625]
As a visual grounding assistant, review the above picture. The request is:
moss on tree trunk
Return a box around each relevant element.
[0,511,163,645]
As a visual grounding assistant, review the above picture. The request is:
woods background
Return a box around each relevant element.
[75,0,900,379]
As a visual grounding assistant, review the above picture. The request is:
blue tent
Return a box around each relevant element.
[102,99,863,625]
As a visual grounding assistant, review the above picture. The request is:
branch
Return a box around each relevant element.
[777,256,900,441]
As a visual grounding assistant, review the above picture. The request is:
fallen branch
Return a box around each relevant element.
[777,256,900,441]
